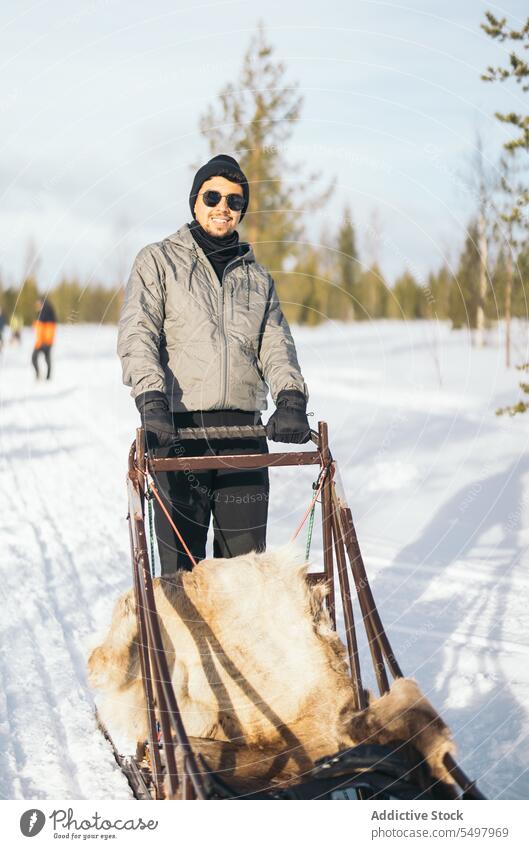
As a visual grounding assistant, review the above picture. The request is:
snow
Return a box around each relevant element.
[1,319,529,800]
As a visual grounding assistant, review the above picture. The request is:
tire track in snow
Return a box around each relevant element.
[389,623,529,657]
[0,476,87,796]
[0,617,84,799]
[0,659,26,799]
[0,394,129,798]
[364,549,529,592]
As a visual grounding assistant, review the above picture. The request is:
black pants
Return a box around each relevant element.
[150,410,269,574]
[32,345,52,379]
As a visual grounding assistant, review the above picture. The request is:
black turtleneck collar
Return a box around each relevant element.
[188,220,247,285]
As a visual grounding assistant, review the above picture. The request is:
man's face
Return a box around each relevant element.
[193,175,243,237]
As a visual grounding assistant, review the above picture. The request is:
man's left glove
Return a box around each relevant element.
[265,389,311,444]
[135,391,178,450]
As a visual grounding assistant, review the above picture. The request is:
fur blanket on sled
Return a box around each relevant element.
[88,545,456,787]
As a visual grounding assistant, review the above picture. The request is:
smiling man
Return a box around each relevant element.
[117,154,310,574]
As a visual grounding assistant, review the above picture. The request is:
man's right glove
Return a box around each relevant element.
[135,391,178,450]
[265,389,311,444]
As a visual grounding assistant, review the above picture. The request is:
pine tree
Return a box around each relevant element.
[356,263,388,320]
[481,13,529,256]
[298,250,325,327]
[512,245,529,317]
[283,247,325,326]
[482,12,529,411]
[52,278,83,324]
[481,13,529,158]
[391,271,426,319]
[50,278,123,324]
[449,222,481,330]
[198,22,332,287]
[496,363,529,416]
[333,207,360,320]
[16,276,39,325]
[490,155,529,365]
[425,265,452,320]
[83,285,123,324]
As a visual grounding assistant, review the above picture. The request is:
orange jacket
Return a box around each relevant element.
[33,320,56,348]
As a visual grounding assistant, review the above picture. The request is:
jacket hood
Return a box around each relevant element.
[167,223,256,264]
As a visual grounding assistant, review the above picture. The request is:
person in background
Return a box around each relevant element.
[9,312,22,345]
[32,297,57,380]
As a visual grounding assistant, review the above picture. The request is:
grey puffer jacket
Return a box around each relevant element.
[117,223,308,412]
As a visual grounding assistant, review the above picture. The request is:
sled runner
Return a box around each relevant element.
[118,421,485,801]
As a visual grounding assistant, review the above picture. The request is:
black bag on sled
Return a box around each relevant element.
[203,742,455,800]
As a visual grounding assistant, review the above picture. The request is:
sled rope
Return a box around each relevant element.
[146,489,156,578]
[291,464,329,545]
[143,462,328,569]
[304,489,317,559]
[145,474,198,569]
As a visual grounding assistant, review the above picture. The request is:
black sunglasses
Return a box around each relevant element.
[200,189,245,212]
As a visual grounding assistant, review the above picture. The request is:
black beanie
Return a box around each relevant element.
[189,154,249,221]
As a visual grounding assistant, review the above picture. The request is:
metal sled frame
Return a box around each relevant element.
[126,421,484,800]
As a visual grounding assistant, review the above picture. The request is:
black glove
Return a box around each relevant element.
[135,391,178,450]
[265,389,311,444]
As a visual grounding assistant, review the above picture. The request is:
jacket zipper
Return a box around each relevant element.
[188,254,198,290]
[229,279,235,320]
[219,263,236,408]
[245,260,250,311]
[218,282,229,408]
[190,246,251,409]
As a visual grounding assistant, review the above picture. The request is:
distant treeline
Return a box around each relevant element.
[274,218,529,327]
[1,221,528,328]
[0,276,123,326]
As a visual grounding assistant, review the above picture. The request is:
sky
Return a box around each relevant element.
[1,0,528,290]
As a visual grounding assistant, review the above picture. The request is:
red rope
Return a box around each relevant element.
[290,464,329,542]
[144,462,328,567]
[146,475,198,569]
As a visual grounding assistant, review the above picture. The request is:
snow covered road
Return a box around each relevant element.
[1,320,529,799]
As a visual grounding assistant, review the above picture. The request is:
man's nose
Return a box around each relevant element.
[217,196,229,211]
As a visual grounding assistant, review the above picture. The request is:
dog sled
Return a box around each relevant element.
[109,421,485,801]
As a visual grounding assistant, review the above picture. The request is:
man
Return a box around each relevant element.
[32,298,57,380]
[118,154,310,574]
